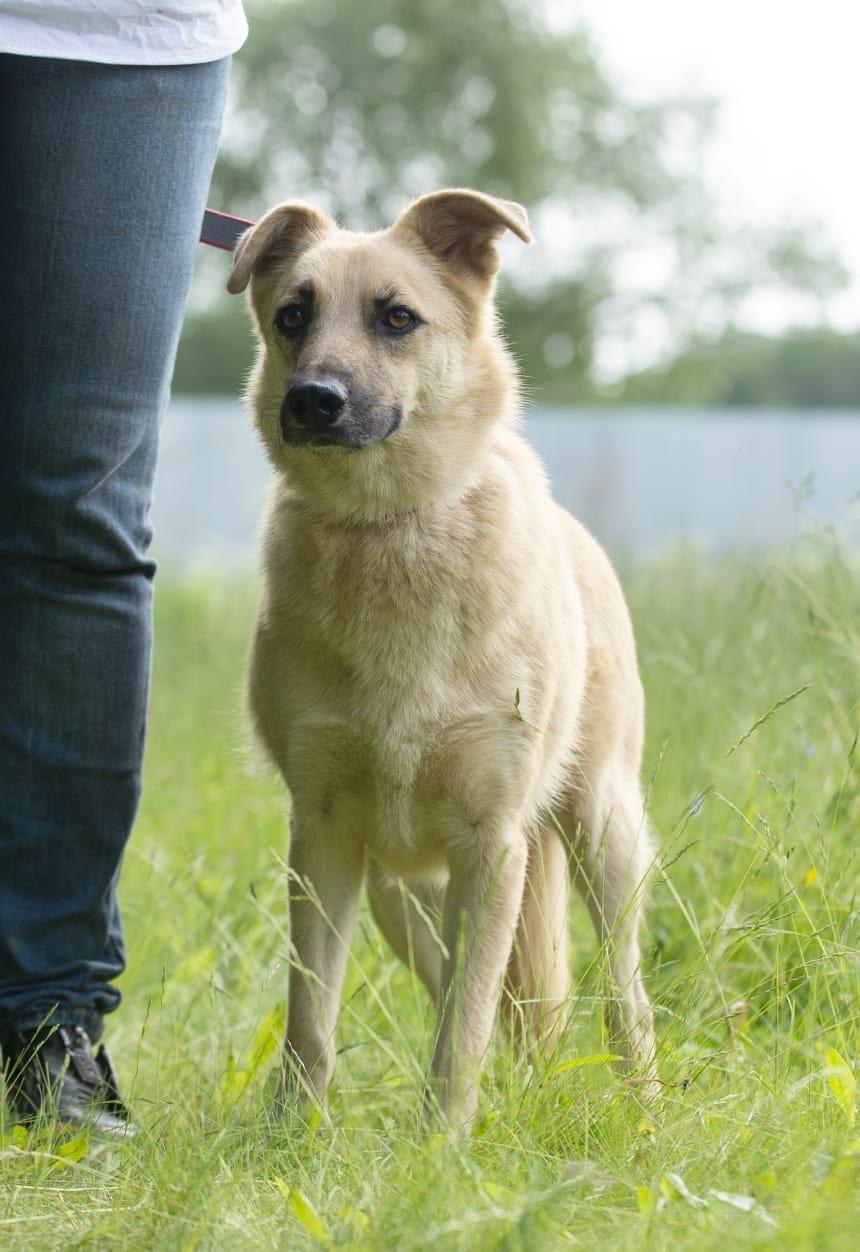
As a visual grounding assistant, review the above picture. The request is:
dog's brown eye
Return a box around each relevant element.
[276,304,307,334]
[384,307,415,332]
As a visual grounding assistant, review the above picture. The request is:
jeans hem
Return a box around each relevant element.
[0,1006,105,1052]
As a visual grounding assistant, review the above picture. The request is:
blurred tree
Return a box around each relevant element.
[211,0,712,219]
[174,0,851,402]
[611,328,860,408]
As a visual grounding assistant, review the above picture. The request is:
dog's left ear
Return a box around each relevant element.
[391,188,533,282]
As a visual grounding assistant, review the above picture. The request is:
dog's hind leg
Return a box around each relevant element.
[502,825,570,1055]
[366,861,444,1003]
[566,770,657,1087]
[429,831,528,1125]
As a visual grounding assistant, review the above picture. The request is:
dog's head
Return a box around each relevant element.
[229,188,532,518]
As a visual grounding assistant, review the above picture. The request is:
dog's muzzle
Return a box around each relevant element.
[284,379,347,429]
[279,380,402,450]
[279,378,354,448]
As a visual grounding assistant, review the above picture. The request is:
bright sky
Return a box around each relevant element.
[559,0,860,331]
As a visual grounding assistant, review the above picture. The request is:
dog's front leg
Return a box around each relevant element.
[278,811,364,1112]
[429,830,527,1126]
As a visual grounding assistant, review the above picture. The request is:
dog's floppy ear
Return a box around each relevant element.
[391,188,532,282]
[227,202,333,295]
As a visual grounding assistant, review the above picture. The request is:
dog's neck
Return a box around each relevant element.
[287,475,482,533]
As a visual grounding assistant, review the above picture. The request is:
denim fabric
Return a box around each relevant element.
[0,53,230,1043]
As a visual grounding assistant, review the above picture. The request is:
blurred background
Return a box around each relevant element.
[155,0,860,567]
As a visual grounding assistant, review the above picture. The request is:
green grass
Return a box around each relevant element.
[2,535,858,1249]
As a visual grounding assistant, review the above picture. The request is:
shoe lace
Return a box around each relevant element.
[59,1026,105,1089]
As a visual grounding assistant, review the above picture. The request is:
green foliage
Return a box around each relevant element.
[213,0,703,219]
[173,293,253,398]
[2,542,858,1247]
[613,328,860,407]
[498,276,607,404]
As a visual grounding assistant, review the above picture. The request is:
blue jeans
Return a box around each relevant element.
[0,54,230,1044]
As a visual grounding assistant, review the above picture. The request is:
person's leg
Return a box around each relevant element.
[0,53,230,1047]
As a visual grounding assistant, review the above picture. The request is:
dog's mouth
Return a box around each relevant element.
[304,436,363,455]
[279,401,402,452]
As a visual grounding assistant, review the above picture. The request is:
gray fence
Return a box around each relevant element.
[151,399,860,569]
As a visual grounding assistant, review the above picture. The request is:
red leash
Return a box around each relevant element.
[200,207,254,251]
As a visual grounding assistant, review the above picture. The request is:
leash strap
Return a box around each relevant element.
[200,208,255,252]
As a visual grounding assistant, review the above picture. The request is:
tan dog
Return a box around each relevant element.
[229,189,656,1125]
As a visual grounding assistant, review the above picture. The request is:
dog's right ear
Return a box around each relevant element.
[226,202,333,295]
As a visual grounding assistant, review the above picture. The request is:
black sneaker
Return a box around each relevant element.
[1,1024,138,1137]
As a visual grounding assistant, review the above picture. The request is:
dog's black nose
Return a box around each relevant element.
[285,379,347,427]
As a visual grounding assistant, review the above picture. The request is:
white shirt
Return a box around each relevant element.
[0,2,248,65]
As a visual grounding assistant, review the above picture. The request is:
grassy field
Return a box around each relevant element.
[2,537,858,1249]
